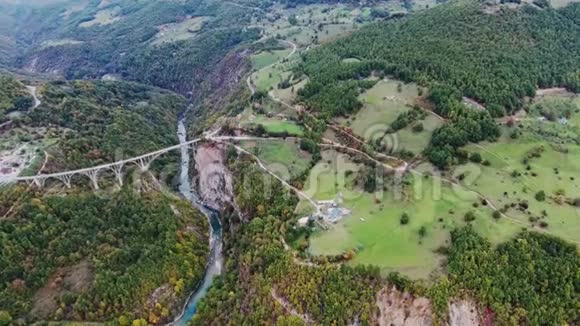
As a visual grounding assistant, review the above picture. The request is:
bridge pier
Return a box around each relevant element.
[83,170,101,190]
[32,177,46,188]
[56,174,73,188]
[135,153,161,172]
[110,164,124,186]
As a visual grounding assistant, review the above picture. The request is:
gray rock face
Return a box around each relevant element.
[193,143,236,212]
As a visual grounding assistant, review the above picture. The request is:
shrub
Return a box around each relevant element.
[464,211,476,222]
[412,122,424,133]
[418,226,427,238]
[492,210,501,219]
[0,311,12,325]
[535,191,546,202]
[469,152,482,163]
[400,213,410,225]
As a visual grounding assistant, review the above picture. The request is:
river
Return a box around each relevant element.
[170,117,223,326]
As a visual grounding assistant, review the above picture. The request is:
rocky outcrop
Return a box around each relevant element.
[448,299,481,326]
[375,286,486,326]
[21,44,93,77]
[197,49,251,109]
[376,286,433,326]
[193,142,237,213]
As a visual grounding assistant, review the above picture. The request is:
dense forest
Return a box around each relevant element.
[0,187,209,324]
[0,74,32,122]
[424,84,500,168]
[25,80,185,171]
[447,226,579,325]
[298,1,580,115]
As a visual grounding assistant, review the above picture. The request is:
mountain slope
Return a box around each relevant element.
[298,1,580,115]
[0,188,209,324]
[0,0,261,95]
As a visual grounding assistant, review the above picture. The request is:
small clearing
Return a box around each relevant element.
[40,39,84,49]
[79,6,122,28]
[31,260,94,319]
[151,16,210,46]
[0,144,37,180]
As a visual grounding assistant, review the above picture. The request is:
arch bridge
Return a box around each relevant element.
[3,138,204,190]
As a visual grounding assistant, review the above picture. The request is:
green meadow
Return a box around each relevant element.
[304,150,522,279]
[338,79,439,155]
[241,139,311,180]
[251,49,291,70]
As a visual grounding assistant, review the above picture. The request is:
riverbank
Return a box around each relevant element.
[169,117,223,325]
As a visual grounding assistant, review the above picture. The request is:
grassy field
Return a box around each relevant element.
[271,79,307,105]
[151,16,209,46]
[337,78,436,155]
[41,39,84,49]
[239,105,304,136]
[549,0,580,8]
[342,58,361,63]
[250,49,291,70]
[305,91,580,279]
[241,138,311,180]
[302,150,360,200]
[257,4,361,47]
[304,150,521,279]
[79,6,121,28]
[252,63,293,92]
[393,114,443,155]
[242,114,304,136]
[464,131,580,243]
[260,119,304,135]
[523,93,580,143]
[339,79,422,136]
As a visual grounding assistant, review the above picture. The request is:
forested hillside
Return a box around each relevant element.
[26,80,185,171]
[0,0,260,95]
[0,187,209,324]
[448,227,579,325]
[0,74,32,122]
[298,1,580,115]
[192,158,382,325]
